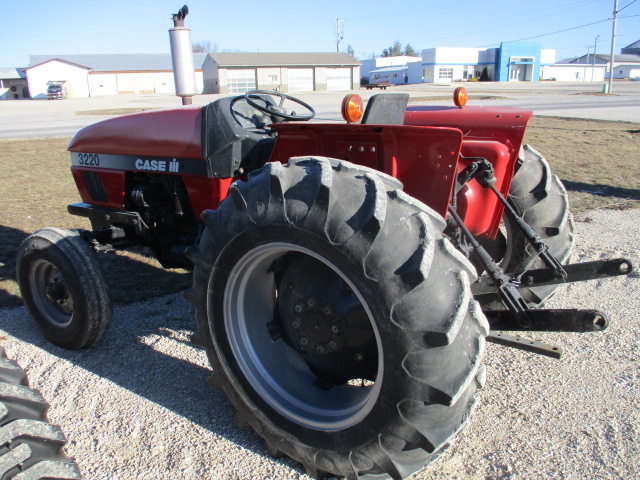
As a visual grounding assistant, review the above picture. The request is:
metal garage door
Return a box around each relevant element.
[227,69,257,94]
[326,68,352,91]
[287,68,314,92]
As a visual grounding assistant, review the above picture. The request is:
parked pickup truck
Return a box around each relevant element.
[47,81,67,99]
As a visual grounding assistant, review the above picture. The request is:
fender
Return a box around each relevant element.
[405,105,534,237]
[270,123,463,219]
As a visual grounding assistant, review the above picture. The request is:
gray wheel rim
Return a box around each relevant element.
[28,259,74,327]
[223,242,383,431]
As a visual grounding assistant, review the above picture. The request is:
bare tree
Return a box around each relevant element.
[192,40,218,53]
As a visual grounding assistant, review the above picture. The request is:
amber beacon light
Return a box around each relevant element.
[453,87,468,108]
[341,94,364,123]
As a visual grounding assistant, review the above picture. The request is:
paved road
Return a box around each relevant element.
[0,81,638,139]
[472,94,640,122]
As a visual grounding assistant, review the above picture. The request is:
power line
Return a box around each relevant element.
[481,18,611,47]
[619,0,638,11]
[350,0,601,47]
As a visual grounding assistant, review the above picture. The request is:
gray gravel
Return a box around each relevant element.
[1,207,638,480]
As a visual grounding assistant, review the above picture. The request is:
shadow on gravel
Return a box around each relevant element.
[0,298,302,474]
[0,222,192,309]
[561,180,640,201]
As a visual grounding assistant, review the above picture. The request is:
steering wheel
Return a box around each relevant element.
[244,90,315,121]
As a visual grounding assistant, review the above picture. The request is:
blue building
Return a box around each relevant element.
[384,42,557,84]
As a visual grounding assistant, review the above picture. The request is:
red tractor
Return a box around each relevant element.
[16,89,632,479]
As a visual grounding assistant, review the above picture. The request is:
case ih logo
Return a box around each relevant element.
[135,158,180,172]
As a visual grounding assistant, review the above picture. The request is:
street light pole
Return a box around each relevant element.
[607,0,618,94]
[585,46,591,82]
[592,35,600,82]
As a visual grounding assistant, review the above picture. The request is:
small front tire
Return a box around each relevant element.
[17,228,112,349]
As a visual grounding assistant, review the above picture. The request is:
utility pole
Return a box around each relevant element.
[607,0,618,93]
[592,35,600,82]
[335,19,344,53]
[584,46,591,82]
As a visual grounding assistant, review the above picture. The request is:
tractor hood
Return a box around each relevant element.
[68,106,205,159]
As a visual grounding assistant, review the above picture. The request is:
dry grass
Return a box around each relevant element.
[0,116,638,308]
[524,116,640,211]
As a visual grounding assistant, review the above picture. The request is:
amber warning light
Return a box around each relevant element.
[341,94,364,123]
[453,87,468,108]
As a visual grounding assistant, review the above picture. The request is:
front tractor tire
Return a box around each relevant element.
[188,158,488,479]
[17,228,112,350]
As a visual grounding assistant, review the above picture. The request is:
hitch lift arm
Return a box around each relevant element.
[449,158,634,358]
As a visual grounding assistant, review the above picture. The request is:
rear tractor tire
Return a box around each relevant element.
[17,228,112,350]
[477,145,575,309]
[0,346,81,479]
[187,157,489,479]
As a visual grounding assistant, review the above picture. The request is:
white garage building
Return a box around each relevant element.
[26,54,207,99]
[202,52,360,94]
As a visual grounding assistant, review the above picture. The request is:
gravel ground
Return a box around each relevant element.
[1,207,638,480]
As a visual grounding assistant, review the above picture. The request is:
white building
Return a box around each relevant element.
[367,43,563,85]
[569,53,640,80]
[24,59,92,99]
[202,52,360,94]
[25,54,207,99]
[540,63,606,82]
[0,68,28,99]
[566,40,640,79]
[360,56,421,83]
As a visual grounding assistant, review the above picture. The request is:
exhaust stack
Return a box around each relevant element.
[169,5,197,105]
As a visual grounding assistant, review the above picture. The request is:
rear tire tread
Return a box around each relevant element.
[0,349,80,479]
[191,157,487,479]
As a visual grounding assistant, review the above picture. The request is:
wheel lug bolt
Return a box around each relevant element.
[294,303,303,313]
[331,325,339,333]
[316,346,326,353]
[307,297,316,307]
[301,338,309,345]
[329,341,337,349]
[323,306,332,315]
[292,320,300,329]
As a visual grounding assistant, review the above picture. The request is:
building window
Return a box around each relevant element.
[510,57,534,63]
[438,68,453,79]
[268,75,278,83]
[463,65,474,80]
[227,69,257,94]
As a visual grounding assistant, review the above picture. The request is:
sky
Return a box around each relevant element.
[1,0,639,68]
